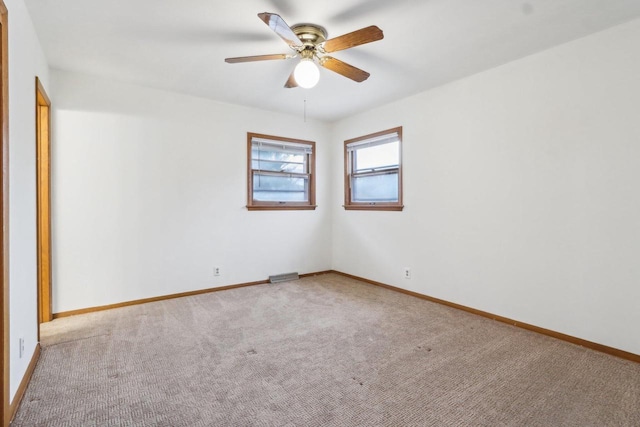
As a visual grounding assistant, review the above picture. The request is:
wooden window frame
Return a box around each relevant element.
[247,132,317,211]
[344,127,404,211]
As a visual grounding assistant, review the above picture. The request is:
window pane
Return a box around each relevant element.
[252,148,305,173]
[352,173,398,202]
[355,141,399,172]
[253,174,308,202]
[252,159,305,173]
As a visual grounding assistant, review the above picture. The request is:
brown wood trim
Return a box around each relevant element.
[0,3,9,426]
[343,205,404,211]
[8,343,40,424]
[343,126,403,211]
[35,77,52,331]
[35,77,50,105]
[331,270,640,364]
[53,281,269,319]
[299,270,332,278]
[247,205,317,211]
[247,132,316,210]
[52,271,334,319]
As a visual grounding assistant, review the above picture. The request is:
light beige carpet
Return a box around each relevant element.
[13,273,640,426]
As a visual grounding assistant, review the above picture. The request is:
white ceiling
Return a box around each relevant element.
[24,0,640,122]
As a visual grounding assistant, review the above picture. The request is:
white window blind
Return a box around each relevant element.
[346,131,400,152]
[252,137,313,155]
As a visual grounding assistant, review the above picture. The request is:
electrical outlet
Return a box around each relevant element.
[19,337,24,358]
[214,266,221,277]
[404,268,411,279]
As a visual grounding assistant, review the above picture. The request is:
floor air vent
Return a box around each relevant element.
[269,272,299,283]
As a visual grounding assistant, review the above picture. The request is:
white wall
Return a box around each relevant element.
[331,18,640,355]
[50,70,331,313]
[6,0,50,401]
[49,16,640,358]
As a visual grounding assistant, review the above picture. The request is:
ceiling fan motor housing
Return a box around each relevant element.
[291,24,328,48]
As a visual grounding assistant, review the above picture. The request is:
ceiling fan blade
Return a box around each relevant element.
[319,57,370,83]
[258,12,303,48]
[225,54,292,64]
[284,71,298,88]
[322,26,383,53]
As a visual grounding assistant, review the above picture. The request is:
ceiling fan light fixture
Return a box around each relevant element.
[294,58,320,89]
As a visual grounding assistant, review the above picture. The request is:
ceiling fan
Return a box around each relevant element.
[225,12,384,89]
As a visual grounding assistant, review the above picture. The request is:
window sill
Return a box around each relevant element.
[247,205,318,211]
[343,204,404,211]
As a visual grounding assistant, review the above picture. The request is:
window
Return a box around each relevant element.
[247,133,316,210]
[344,127,403,211]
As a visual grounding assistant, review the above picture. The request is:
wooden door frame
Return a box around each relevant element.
[0,2,9,426]
[36,77,52,329]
